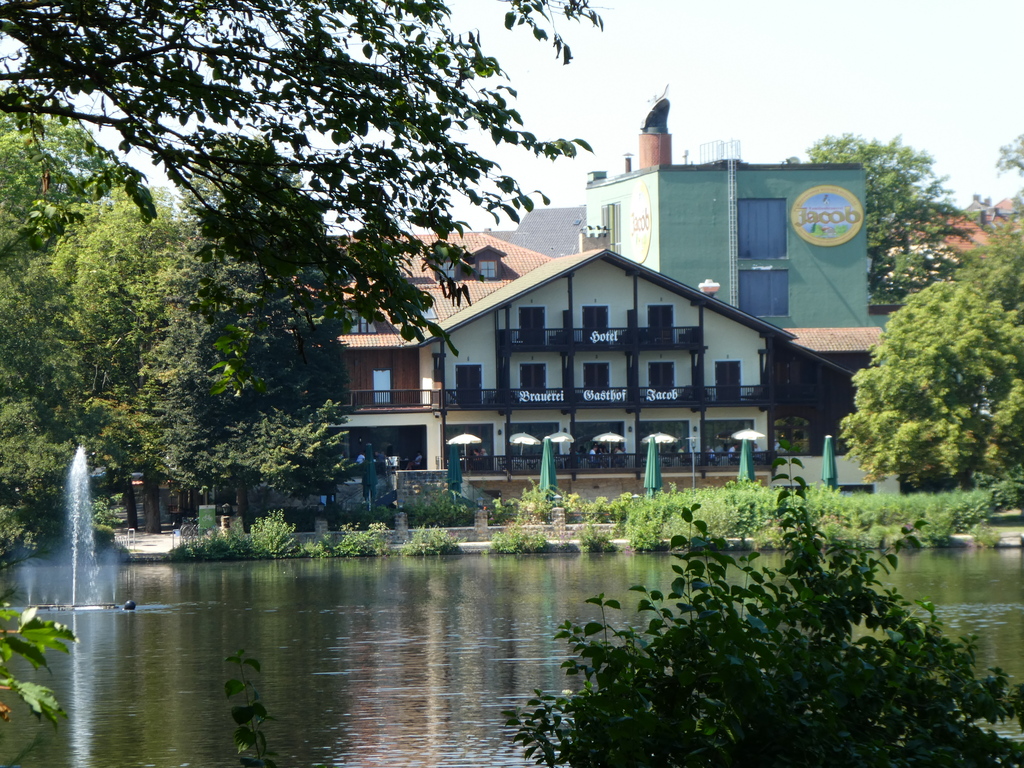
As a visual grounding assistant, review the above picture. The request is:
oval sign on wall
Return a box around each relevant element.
[791,185,864,247]
[630,181,652,263]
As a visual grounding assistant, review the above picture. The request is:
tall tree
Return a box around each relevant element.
[807,134,963,303]
[0,250,79,542]
[49,192,192,532]
[155,259,349,522]
[957,226,1024,322]
[0,119,108,542]
[0,0,602,387]
[841,282,1024,489]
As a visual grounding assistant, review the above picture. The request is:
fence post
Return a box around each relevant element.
[474,508,490,541]
[551,506,566,541]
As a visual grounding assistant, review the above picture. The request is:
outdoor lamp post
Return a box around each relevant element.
[686,435,699,489]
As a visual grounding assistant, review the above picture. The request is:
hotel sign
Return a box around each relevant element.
[791,185,864,247]
[588,330,621,344]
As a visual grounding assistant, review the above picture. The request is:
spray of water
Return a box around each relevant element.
[66,447,96,606]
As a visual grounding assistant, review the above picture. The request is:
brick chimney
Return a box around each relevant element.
[639,133,672,168]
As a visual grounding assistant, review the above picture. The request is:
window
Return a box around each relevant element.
[372,369,392,404]
[738,199,787,260]
[454,364,483,405]
[582,305,609,330]
[714,360,741,401]
[647,304,674,343]
[583,362,610,389]
[519,363,547,390]
[508,421,560,455]
[444,423,494,458]
[601,203,621,252]
[477,260,497,280]
[703,419,755,452]
[648,362,674,388]
[352,317,373,334]
[518,306,545,344]
[739,270,789,317]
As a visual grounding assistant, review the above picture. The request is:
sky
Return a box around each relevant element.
[444,0,1024,231]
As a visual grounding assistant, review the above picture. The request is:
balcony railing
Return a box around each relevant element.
[348,389,439,409]
[497,326,701,350]
[702,385,768,403]
[448,451,774,475]
[442,385,774,409]
[345,385,777,412]
[498,329,570,348]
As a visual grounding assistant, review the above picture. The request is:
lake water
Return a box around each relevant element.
[6,549,1024,767]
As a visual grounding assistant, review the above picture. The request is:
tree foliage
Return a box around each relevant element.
[0,606,76,727]
[49,193,192,522]
[807,134,963,302]
[842,282,1024,489]
[0,0,601,385]
[155,258,349,519]
[509,478,1024,767]
[958,226,1024,322]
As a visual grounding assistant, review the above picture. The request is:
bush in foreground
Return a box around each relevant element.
[490,523,550,554]
[508,477,1024,767]
[400,528,462,556]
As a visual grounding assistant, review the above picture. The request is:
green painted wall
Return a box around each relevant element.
[586,164,870,328]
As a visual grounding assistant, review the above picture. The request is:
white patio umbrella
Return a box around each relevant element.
[546,433,575,444]
[642,432,678,444]
[731,429,766,441]
[508,433,541,455]
[593,432,625,444]
[447,432,482,464]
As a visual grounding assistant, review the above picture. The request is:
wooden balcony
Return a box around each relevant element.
[443,384,769,410]
[497,326,701,352]
[702,385,769,405]
[347,389,440,410]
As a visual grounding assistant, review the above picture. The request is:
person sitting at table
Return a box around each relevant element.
[405,451,422,470]
[612,445,625,467]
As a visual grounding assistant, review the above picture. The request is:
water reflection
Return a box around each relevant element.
[4,549,1024,767]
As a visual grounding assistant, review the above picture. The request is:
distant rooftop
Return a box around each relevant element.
[788,327,882,353]
[498,205,587,258]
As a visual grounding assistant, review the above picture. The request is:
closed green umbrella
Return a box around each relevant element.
[362,442,377,507]
[539,437,557,494]
[822,434,838,489]
[447,443,463,495]
[644,436,662,497]
[738,439,755,482]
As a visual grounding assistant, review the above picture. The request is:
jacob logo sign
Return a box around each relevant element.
[791,185,864,247]
[630,181,652,263]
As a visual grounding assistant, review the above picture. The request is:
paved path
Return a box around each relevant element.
[121,530,178,561]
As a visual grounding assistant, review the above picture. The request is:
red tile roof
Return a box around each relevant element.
[339,233,554,348]
[788,327,882,353]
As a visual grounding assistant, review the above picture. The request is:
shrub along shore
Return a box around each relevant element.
[164,482,1011,561]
